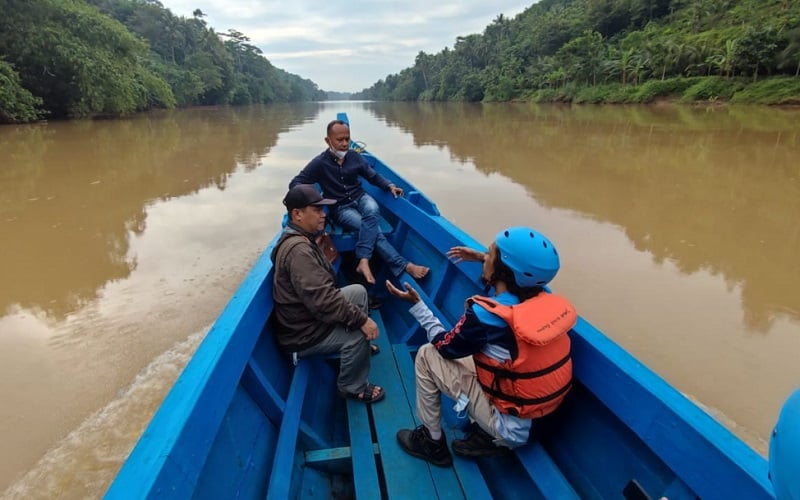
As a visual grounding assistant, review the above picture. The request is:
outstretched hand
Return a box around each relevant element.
[385,280,420,304]
[446,246,485,265]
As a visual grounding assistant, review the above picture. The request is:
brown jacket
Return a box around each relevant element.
[270,224,368,352]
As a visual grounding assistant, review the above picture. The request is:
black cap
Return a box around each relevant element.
[283,184,336,210]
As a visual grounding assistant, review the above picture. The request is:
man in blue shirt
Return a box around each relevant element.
[290,120,429,284]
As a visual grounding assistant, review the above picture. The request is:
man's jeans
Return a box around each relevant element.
[333,193,407,277]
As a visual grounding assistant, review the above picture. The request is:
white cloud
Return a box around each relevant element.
[267,49,354,60]
[159,0,532,92]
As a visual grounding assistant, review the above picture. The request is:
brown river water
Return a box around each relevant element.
[1,101,799,498]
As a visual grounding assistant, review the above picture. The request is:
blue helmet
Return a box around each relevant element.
[495,227,560,288]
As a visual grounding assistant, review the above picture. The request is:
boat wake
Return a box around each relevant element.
[1,330,206,500]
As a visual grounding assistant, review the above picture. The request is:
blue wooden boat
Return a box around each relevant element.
[106,113,788,500]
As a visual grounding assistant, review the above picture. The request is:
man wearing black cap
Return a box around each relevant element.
[270,184,384,403]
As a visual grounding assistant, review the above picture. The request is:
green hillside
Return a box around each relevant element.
[0,0,324,123]
[354,0,800,104]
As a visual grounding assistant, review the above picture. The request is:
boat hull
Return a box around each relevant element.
[106,113,774,500]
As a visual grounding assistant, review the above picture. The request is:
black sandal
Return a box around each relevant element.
[339,383,385,404]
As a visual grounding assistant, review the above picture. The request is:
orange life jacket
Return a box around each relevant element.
[471,293,577,419]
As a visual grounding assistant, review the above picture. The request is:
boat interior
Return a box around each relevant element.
[106,113,773,500]
[251,179,708,499]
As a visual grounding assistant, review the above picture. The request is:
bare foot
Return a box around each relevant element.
[356,258,376,284]
[406,262,429,279]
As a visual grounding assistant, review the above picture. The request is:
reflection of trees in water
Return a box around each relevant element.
[0,103,321,319]
[367,102,800,332]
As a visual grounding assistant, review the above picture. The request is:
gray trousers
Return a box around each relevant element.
[298,284,371,395]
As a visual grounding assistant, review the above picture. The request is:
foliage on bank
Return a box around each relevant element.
[353,0,800,104]
[0,0,324,124]
[0,59,44,123]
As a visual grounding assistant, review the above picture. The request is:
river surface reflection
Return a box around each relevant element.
[1,101,798,498]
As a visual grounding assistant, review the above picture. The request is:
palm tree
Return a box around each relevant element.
[778,28,800,77]
[659,38,682,80]
[721,39,737,78]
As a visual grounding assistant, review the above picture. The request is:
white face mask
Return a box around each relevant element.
[330,147,347,160]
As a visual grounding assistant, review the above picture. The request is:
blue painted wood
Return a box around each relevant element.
[544,383,681,499]
[391,342,493,500]
[266,361,310,499]
[393,272,454,344]
[241,359,327,451]
[570,317,772,499]
[368,312,442,498]
[345,399,381,500]
[515,443,579,499]
[389,341,465,499]
[193,385,274,499]
[304,445,377,465]
[661,476,696,499]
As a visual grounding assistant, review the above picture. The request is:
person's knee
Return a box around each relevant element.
[419,343,437,355]
[360,196,380,217]
[334,207,362,230]
[350,283,367,303]
[416,343,438,368]
[341,283,368,310]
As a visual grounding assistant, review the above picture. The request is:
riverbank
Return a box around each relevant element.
[526,75,800,105]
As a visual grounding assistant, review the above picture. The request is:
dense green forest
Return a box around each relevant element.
[354,0,800,104]
[0,0,324,123]
[4,0,800,124]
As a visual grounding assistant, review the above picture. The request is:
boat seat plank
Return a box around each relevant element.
[242,359,326,450]
[365,311,443,498]
[266,360,310,500]
[346,399,381,500]
[515,442,580,499]
[391,342,493,500]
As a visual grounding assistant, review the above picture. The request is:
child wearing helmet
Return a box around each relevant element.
[386,227,577,466]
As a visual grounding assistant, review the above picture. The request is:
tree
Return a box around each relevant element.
[720,39,738,78]
[556,29,606,85]
[0,59,44,123]
[0,0,174,118]
[777,27,800,76]
[349,0,800,104]
[735,27,781,81]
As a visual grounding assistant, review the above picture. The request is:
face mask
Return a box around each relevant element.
[330,147,347,160]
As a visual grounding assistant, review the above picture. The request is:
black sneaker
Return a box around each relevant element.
[396,425,453,467]
[452,423,511,458]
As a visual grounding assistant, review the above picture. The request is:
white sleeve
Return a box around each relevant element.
[408,301,447,342]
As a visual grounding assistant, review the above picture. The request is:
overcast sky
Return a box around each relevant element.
[158,1,532,93]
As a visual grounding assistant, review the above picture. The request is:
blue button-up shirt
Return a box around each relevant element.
[289,149,393,205]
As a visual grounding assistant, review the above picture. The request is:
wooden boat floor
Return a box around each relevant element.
[336,310,578,499]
